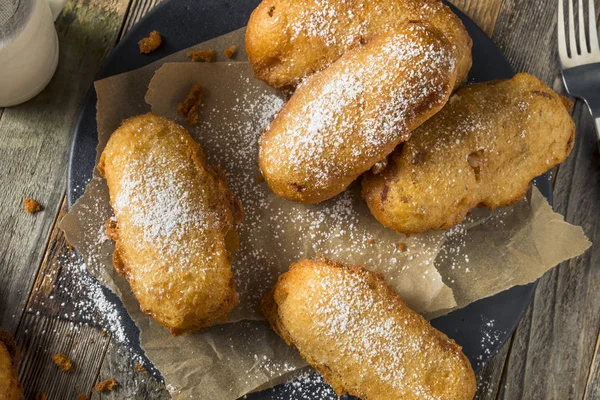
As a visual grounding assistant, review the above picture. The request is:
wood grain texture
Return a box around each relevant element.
[497,101,600,400]
[584,331,600,400]
[91,340,170,400]
[490,1,600,397]
[450,0,505,36]
[475,340,512,400]
[16,313,111,399]
[120,0,164,38]
[0,0,130,335]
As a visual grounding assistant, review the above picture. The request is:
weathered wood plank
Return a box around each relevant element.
[0,0,131,335]
[450,0,505,36]
[92,340,170,400]
[475,339,512,400]
[120,0,164,39]
[16,313,111,399]
[584,331,600,400]
[497,102,600,400]
[481,0,600,398]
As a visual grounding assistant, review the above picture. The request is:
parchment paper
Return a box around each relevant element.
[60,27,591,399]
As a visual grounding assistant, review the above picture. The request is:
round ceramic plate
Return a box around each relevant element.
[68,0,549,397]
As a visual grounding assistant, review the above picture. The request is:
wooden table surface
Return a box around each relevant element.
[0,0,598,398]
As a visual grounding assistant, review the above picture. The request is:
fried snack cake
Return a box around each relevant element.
[258,22,457,204]
[99,113,243,335]
[246,0,472,90]
[262,258,476,400]
[362,73,576,234]
[0,329,24,400]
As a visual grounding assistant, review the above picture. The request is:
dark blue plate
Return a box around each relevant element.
[67,0,548,397]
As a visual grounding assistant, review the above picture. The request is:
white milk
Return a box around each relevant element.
[0,0,66,107]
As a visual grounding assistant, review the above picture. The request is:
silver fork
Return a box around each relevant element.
[558,0,600,147]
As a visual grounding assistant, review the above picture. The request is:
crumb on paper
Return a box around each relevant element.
[177,83,204,127]
[24,198,42,213]
[223,45,237,59]
[187,49,216,62]
[77,394,88,400]
[138,30,162,54]
[95,378,118,392]
[397,242,407,252]
[105,217,118,241]
[135,363,147,373]
[35,392,47,400]
[52,353,73,372]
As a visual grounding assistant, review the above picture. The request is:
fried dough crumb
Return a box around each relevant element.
[187,49,216,62]
[77,394,88,400]
[35,392,47,400]
[95,378,118,392]
[100,330,107,337]
[52,353,72,371]
[367,239,375,245]
[135,363,147,373]
[177,83,204,127]
[223,45,237,59]
[138,30,162,54]
[397,242,407,252]
[105,217,118,241]
[24,198,42,213]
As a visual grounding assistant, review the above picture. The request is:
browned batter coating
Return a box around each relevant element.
[186,49,217,62]
[138,30,162,54]
[262,258,476,400]
[177,83,204,127]
[362,73,576,233]
[99,113,243,335]
[246,0,472,90]
[259,22,457,203]
[0,329,24,400]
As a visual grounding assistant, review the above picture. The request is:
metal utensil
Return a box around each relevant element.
[558,0,600,148]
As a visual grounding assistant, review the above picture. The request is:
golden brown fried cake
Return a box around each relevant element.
[0,329,24,400]
[99,113,243,335]
[262,258,476,400]
[246,0,472,90]
[259,23,457,204]
[362,73,576,234]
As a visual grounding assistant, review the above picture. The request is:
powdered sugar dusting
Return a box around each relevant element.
[261,24,456,192]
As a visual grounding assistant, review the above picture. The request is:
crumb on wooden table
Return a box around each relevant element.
[100,329,107,337]
[223,45,237,59]
[35,392,47,400]
[135,363,148,373]
[177,83,204,127]
[52,353,73,372]
[367,238,376,245]
[397,242,407,252]
[77,394,88,400]
[138,30,162,54]
[95,378,118,392]
[186,49,216,62]
[24,198,42,213]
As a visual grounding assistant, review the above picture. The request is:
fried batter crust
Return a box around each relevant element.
[259,23,457,204]
[0,329,24,400]
[99,113,243,335]
[246,0,472,90]
[262,258,476,400]
[362,73,576,234]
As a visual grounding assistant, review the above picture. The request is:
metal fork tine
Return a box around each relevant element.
[569,0,578,56]
[559,0,569,62]
[579,0,588,52]
[589,0,600,52]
